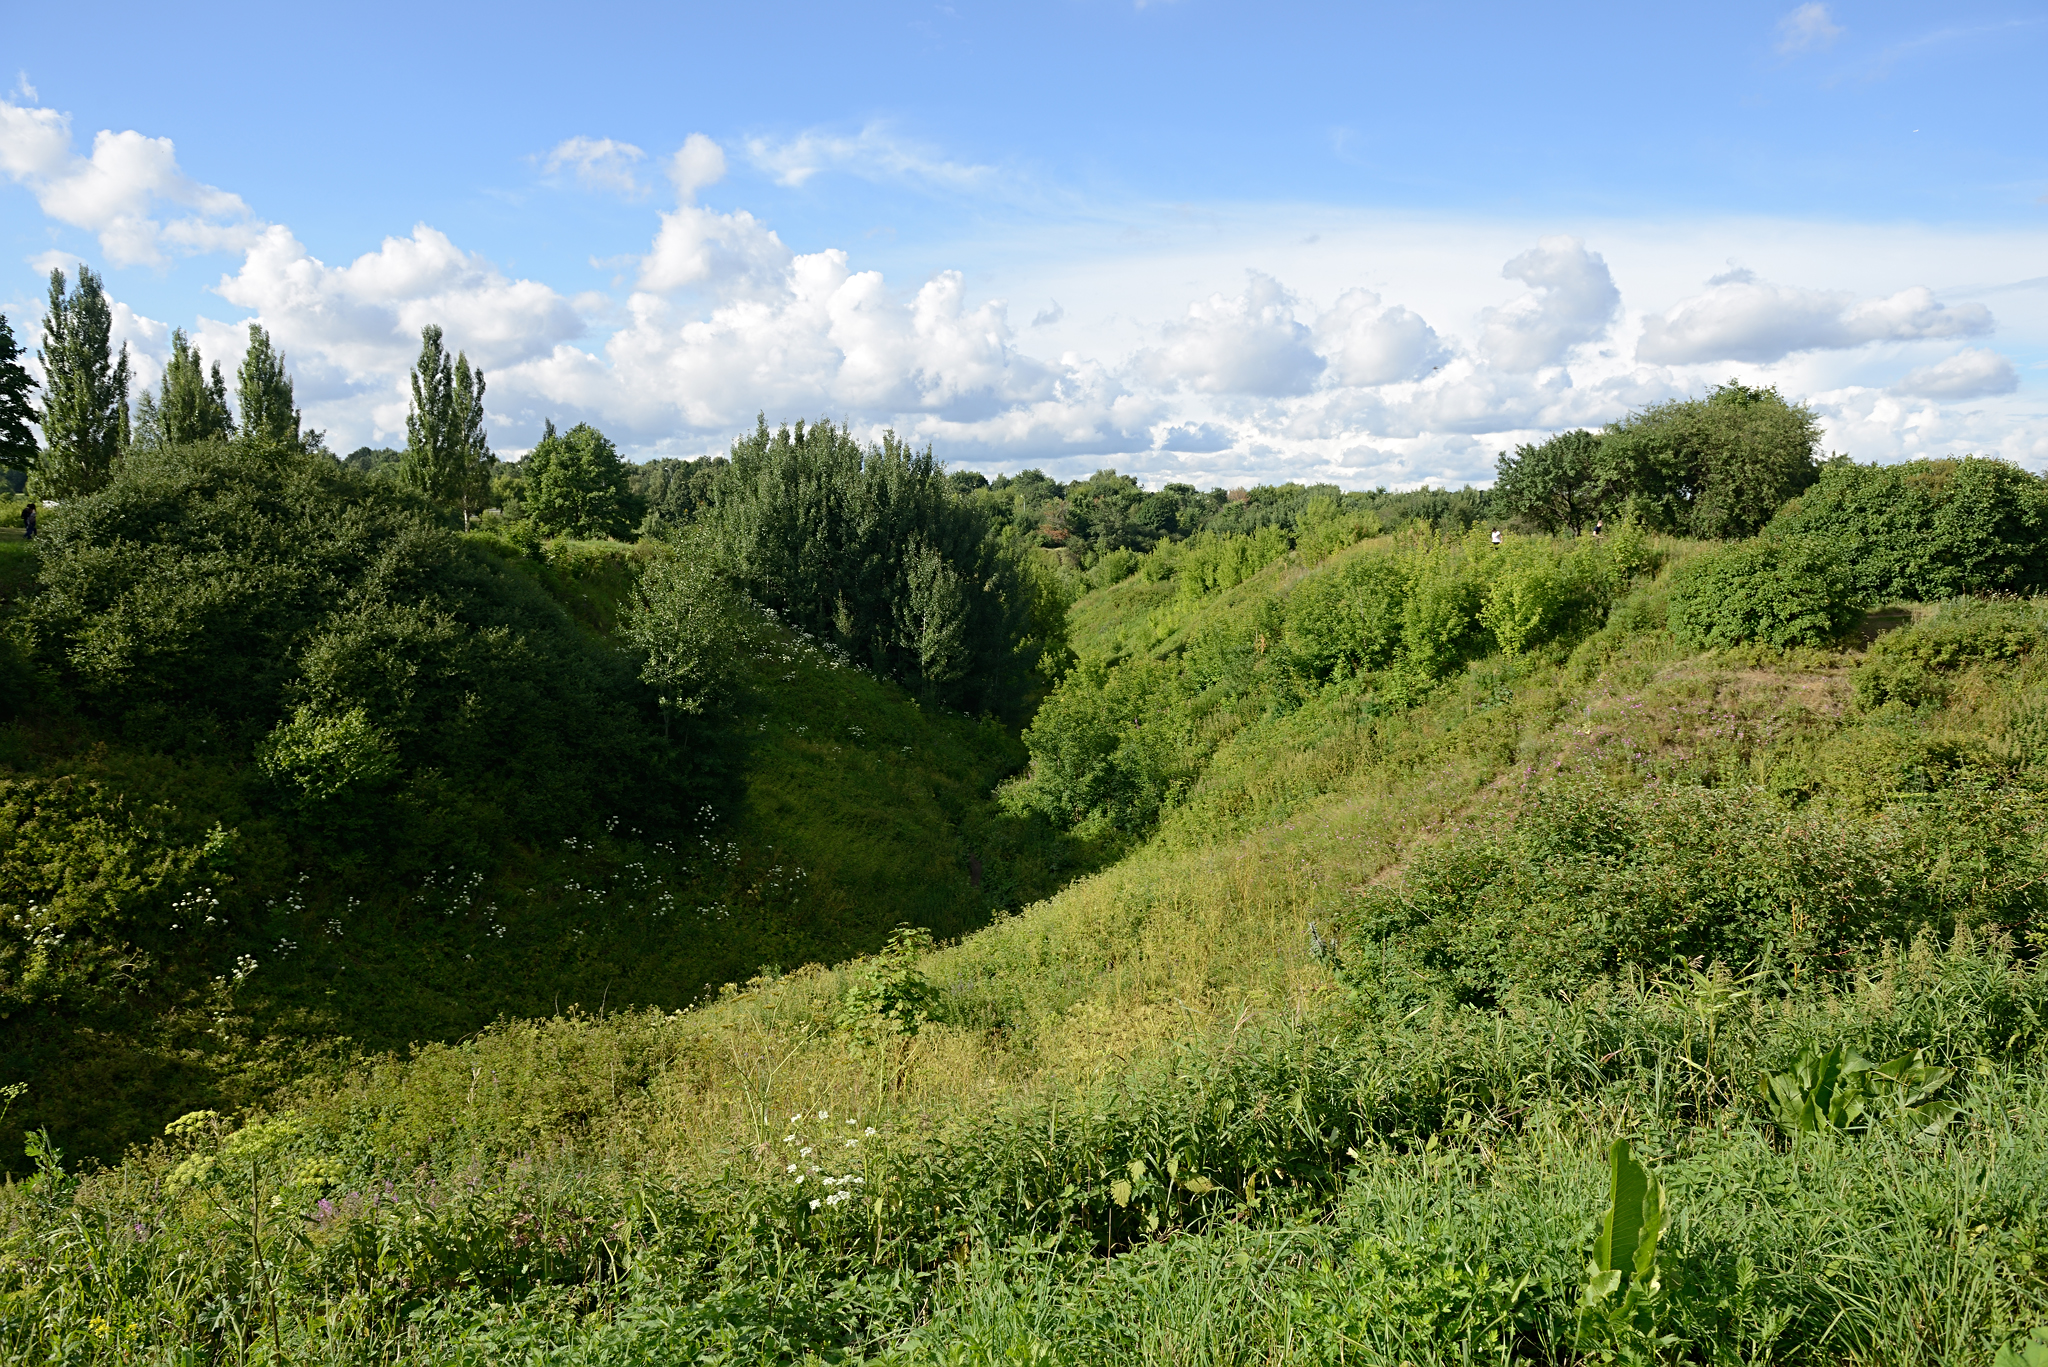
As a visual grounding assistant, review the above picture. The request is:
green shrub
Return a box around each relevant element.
[255,705,399,803]
[1284,554,1409,680]
[21,440,688,834]
[1666,535,1858,649]
[1347,778,2045,1005]
[1769,456,2048,602]
[1854,598,2046,710]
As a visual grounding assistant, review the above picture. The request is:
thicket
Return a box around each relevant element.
[711,418,1062,716]
[1496,383,1823,540]
[17,439,690,833]
[1767,456,2048,601]
[1007,521,1654,837]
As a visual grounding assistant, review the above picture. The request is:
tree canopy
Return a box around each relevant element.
[400,325,493,525]
[33,265,130,498]
[0,313,36,485]
[711,417,1050,714]
[523,420,639,539]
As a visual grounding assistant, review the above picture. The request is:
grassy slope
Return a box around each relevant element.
[10,535,2047,1362]
[0,539,1084,1164]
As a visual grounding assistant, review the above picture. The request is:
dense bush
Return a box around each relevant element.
[1768,456,2048,601]
[1346,777,2045,1006]
[711,418,1055,715]
[1853,597,2047,710]
[1600,382,1823,539]
[19,440,688,833]
[1665,534,1859,649]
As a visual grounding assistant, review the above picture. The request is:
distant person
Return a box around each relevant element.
[1489,527,1501,547]
[1593,517,1603,538]
[20,503,33,540]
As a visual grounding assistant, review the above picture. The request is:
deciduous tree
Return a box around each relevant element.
[235,324,303,448]
[34,266,130,497]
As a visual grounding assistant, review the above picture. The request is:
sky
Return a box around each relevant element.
[3,0,2045,489]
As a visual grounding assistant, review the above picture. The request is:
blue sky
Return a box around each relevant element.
[4,0,2044,487]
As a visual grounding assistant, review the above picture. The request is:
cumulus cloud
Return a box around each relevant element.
[744,124,991,191]
[540,136,647,196]
[1312,287,1449,386]
[1638,271,1994,364]
[9,99,2035,482]
[1133,271,1324,396]
[1776,3,1843,54]
[1890,347,2019,400]
[1478,236,1620,371]
[0,97,258,266]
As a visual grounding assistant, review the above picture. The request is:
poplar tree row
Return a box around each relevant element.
[0,264,493,527]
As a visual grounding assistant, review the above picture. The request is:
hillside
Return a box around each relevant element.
[0,494,1086,1168]
[7,499,2044,1364]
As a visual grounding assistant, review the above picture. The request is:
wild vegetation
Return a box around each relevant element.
[0,296,2046,1363]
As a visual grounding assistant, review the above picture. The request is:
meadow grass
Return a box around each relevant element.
[4,541,2046,1363]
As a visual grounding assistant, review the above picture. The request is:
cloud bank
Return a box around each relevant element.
[2,97,2039,486]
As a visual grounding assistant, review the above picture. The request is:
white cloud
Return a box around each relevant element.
[1133,271,1324,396]
[1776,3,1844,54]
[0,97,259,267]
[1478,236,1620,371]
[540,137,647,196]
[744,124,992,191]
[667,134,727,200]
[1638,271,1994,364]
[1890,347,2019,400]
[10,98,2042,481]
[1312,286,1449,386]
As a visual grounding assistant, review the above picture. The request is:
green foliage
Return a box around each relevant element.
[1578,1139,1671,1360]
[1283,553,1409,679]
[20,439,682,832]
[1666,534,1858,649]
[0,776,210,1014]
[400,324,494,525]
[628,453,727,535]
[1762,1042,1959,1138]
[1854,598,2046,710]
[836,924,944,1040]
[1348,778,2045,1005]
[32,265,130,498]
[255,704,400,803]
[1601,381,1822,539]
[618,545,750,728]
[233,323,304,449]
[0,312,40,479]
[523,420,640,540]
[1770,456,2048,601]
[134,328,234,453]
[713,418,1047,714]
[1494,428,1604,534]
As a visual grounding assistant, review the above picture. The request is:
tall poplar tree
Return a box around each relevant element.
[35,265,130,497]
[0,313,37,490]
[401,324,492,524]
[137,329,235,452]
[235,323,303,447]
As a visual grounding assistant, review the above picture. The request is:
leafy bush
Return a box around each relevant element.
[1666,534,1859,649]
[21,440,688,834]
[711,419,1050,715]
[1600,382,1823,539]
[1769,456,2048,601]
[1855,598,2047,710]
[1284,555,1410,680]
[1347,778,2045,1005]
